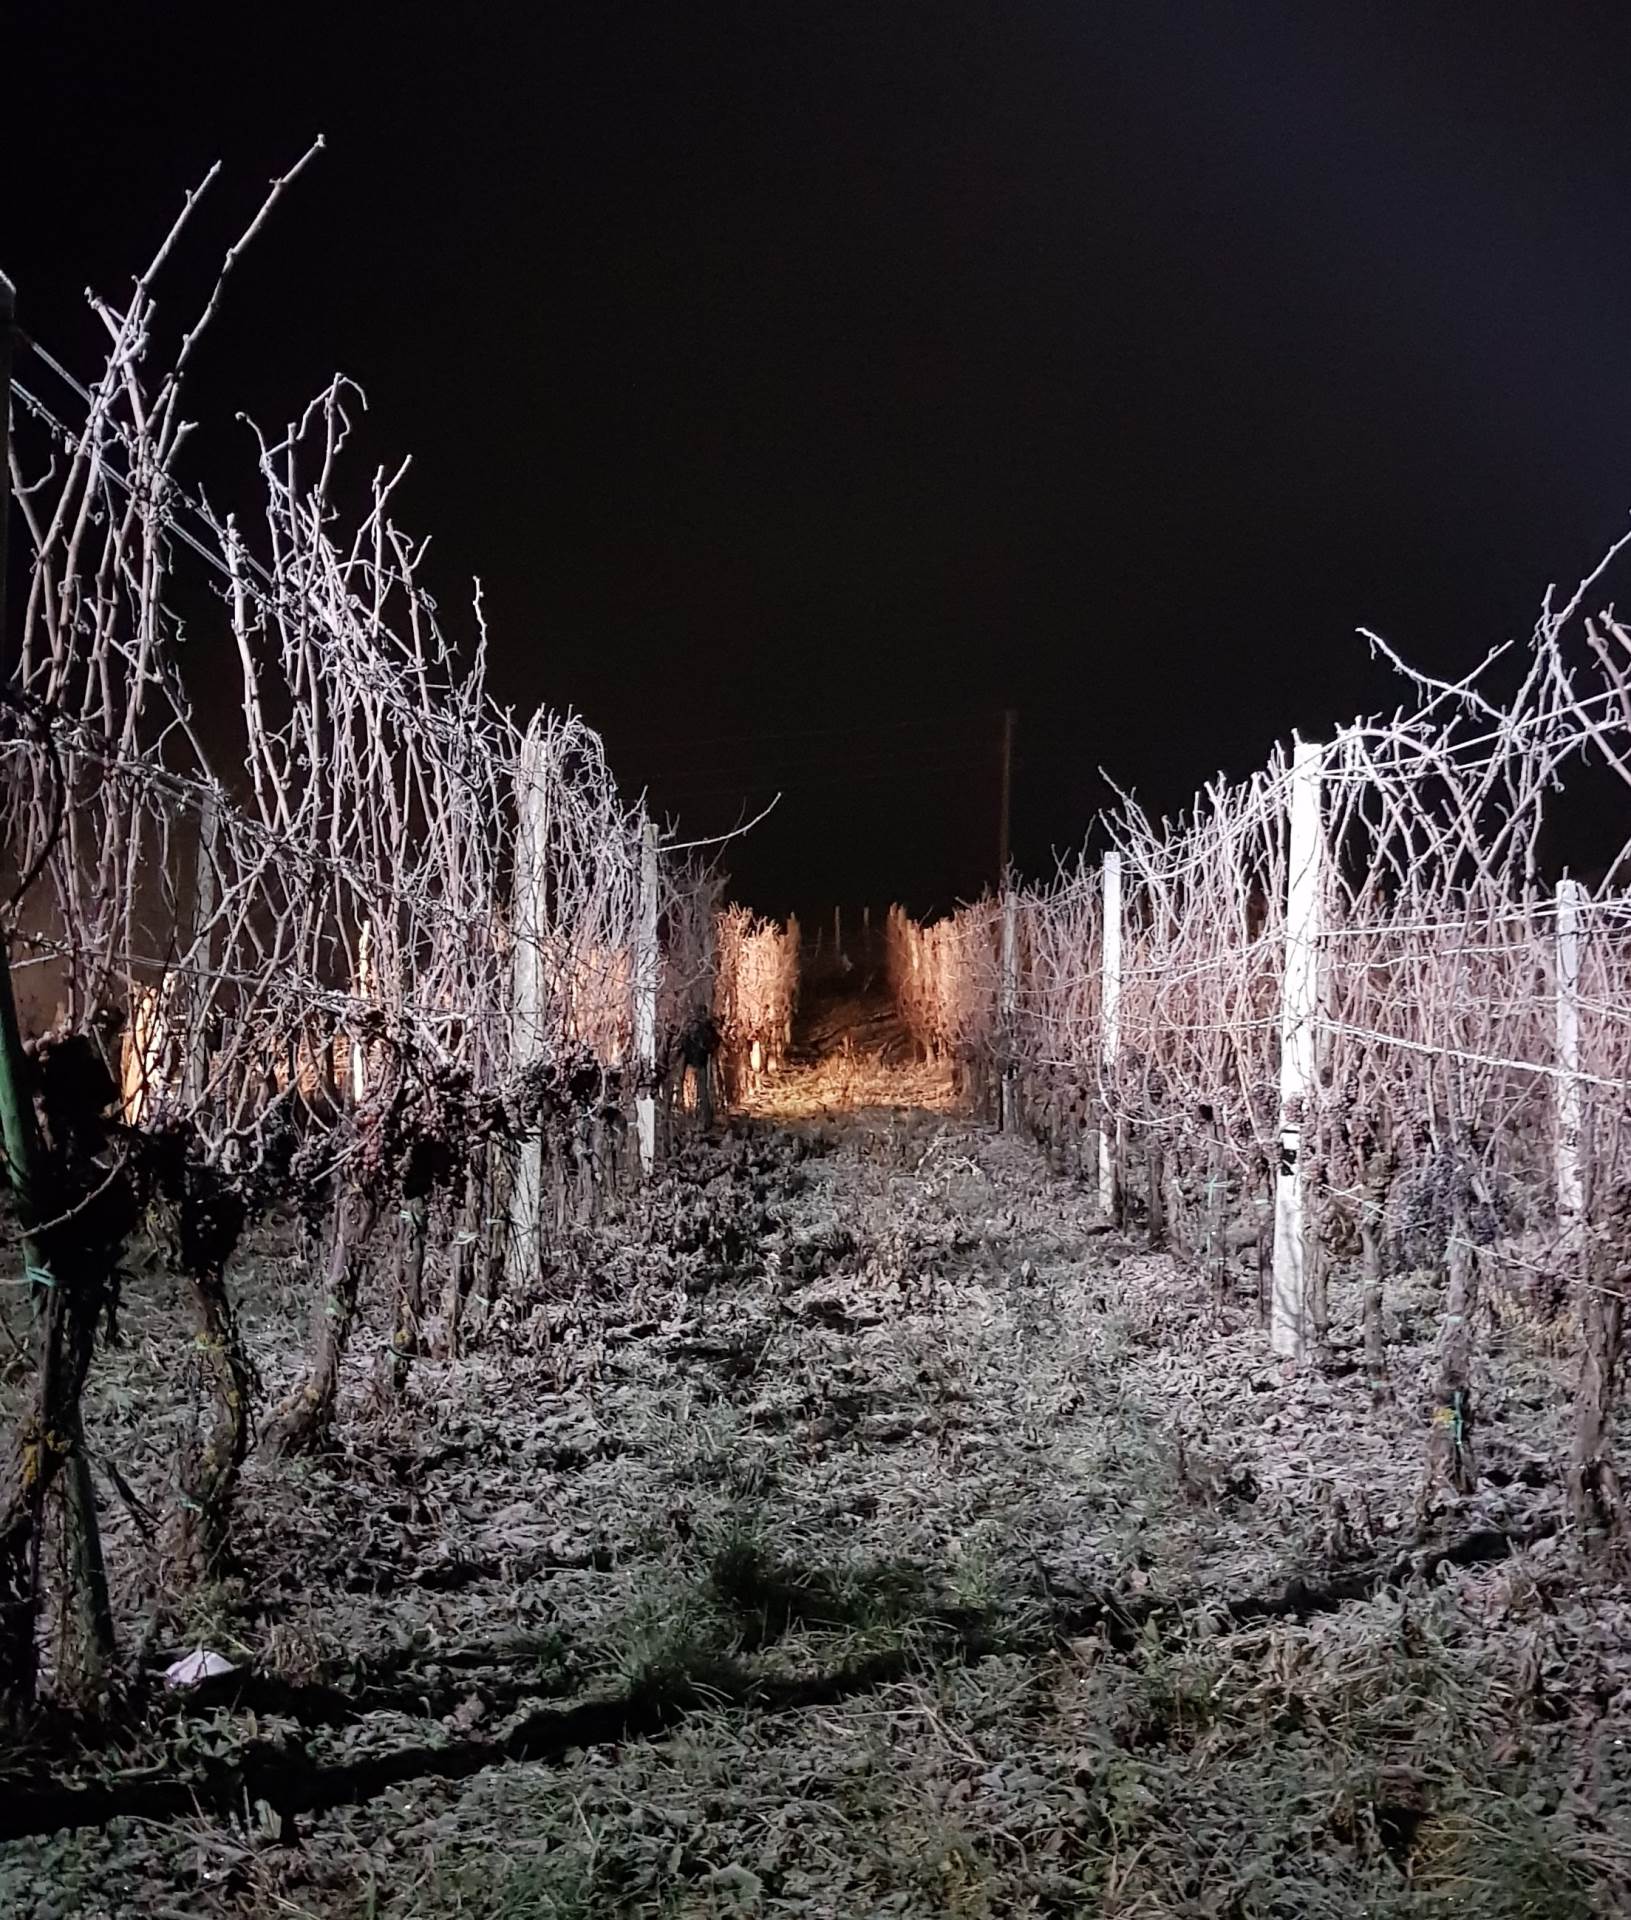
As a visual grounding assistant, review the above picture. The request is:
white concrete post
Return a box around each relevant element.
[508,725,549,1288]
[1555,878,1586,1265]
[1098,851,1122,1216]
[635,818,659,1176]
[349,917,374,1106]
[1270,738,1325,1359]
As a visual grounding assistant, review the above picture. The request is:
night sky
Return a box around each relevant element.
[10,3,1631,916]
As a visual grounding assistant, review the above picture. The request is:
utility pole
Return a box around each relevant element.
[997,707,1018,1131]
[997,707,1016,884]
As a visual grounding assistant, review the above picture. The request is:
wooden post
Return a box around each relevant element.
[635,819,659,1176]
[1097,852,1122,1217]
[1427,1197,1480,1493]
[1270,738,1324,1360]
[507,725,548,1288]
[183,789,220,1109]
[1359,1135,1393,1403]
[999,884,1018,1132]
[1556,878,1586,1263]
[1146,1133,1166,1248]
[1204,1112,1229,1306]
[697,903,718,1129]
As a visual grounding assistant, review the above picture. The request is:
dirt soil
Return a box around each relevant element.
[4,1008,1631,1917]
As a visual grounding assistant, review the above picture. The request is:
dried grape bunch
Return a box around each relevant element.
[1384,1145,1507,1272]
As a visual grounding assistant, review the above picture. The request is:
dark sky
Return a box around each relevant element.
[10,2,1631,916]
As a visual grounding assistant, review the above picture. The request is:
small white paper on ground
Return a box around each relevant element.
[164,1648,236,1689]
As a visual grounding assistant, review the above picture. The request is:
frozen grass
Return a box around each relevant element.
[3,1082,1630,1917]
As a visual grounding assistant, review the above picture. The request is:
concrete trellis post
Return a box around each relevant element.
[1555,878,1586,1263]
[507,726,549,1289]
[349,918,374,1106]
[635,818,659,1176]
[1270,738,1325,1360]
[1098,851,1122,1217]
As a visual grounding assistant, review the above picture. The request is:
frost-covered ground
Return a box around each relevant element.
[4,1044,1630,1917]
